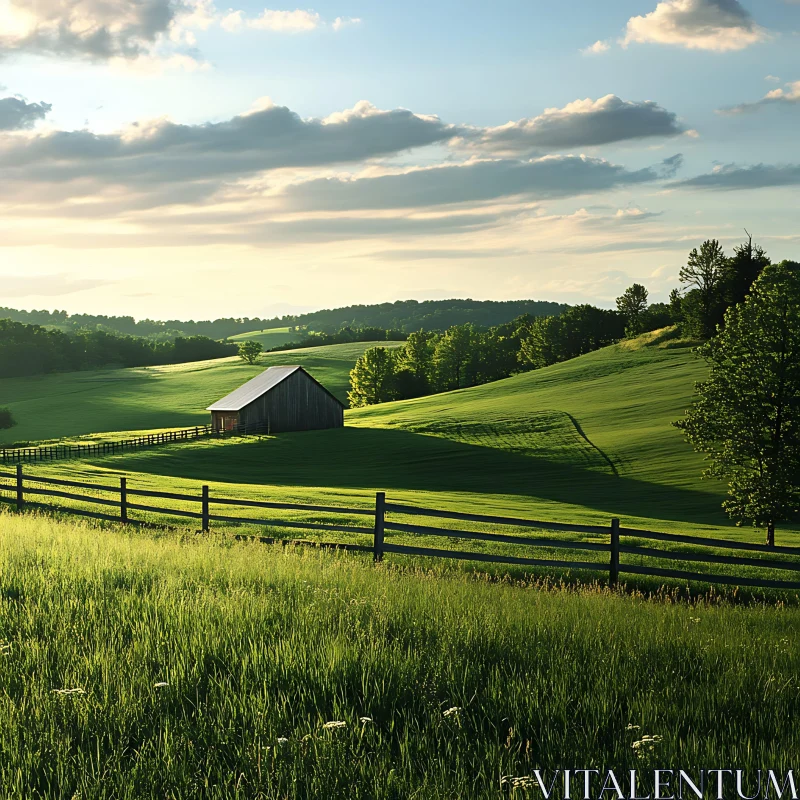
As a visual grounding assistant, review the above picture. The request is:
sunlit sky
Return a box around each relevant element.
[1,0,799,319]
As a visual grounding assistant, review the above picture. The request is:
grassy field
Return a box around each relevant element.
[6,330,797,545]
[46,331,761,539]
[1,511,798,799]
[227,326,302,350]
[1,341,402,445]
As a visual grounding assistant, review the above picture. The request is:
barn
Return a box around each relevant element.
[207,365,344,434]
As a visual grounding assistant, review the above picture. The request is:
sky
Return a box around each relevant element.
[1,0,799,320]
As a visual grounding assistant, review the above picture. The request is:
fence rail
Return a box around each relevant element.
[0,426,215,464]
[2,467,800,593]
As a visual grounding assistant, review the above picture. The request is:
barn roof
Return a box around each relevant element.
[206,365,343,411]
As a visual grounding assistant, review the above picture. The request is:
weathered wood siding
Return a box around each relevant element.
[237,370,343,433]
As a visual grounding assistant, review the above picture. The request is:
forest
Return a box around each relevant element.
[0,321,236,379]
[348,237,774,407]
[0,299,566,340]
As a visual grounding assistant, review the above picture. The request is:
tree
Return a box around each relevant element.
[237,340,263,365]
[723,232,770,308]
[616,284,649,338]
[0,408,16,430]
[434,324,476,390]
[348,347,398,407]
[675,261,800,546]
[679,239,727,339]
[668,288,683,323]
[400,330,436,383]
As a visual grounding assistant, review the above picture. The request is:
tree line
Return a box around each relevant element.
[0,298,566,342]
[0,320,237,379]
[348,305,640,407]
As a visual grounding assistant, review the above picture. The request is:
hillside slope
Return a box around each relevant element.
[65,333,752,535]
[1,341,402,444]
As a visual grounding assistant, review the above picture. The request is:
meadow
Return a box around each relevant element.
[1,511,799,799]
[5,330,798,546]
[0,341,402,445]
[226,326,302,350]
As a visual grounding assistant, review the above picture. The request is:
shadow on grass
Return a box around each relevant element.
[93,426,728,527]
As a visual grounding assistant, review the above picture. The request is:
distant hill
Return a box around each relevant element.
[0,298,566,341]
[289,299,567,333]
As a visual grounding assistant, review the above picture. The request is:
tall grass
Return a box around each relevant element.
[1,512,799,799]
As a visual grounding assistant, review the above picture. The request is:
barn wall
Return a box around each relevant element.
[238,370,344,433]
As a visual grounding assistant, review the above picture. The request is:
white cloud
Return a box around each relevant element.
[460,95,685,154]
[581,40,611,55]
[216,7,360,34]
[622,0,767,52]
[719,80,800,113]
[332,16,361,31]
[246,9,321,32]
[765,74,781,82]
[0,1,358,65]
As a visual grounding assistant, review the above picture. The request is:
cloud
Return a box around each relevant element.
[673,162,800,189]
[765,74,781,82]
[0,100,457,196]
[581,40,611,55]
[659,153,684,178]
[332,16,361,31]
[219,7,360,33]
[0,96,51,130]
[719,80,800,113]
[280,155,660,211]
[0,1,356,65]
[222,8,321,32]
[0,0,185,60]
[364,247,529,261]
[622,0,767,52]
[460,95,685,154]
[0,273,112,296]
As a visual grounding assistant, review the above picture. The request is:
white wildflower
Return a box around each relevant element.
[52,688,85,695]
[359,716,373,724]
[276,737,289,745]
[625,724,641,730]
[501,776,537,789]
[443,706,462,718]
[632,734,663,758]
[322,720,347,730]
[153,682,169,688]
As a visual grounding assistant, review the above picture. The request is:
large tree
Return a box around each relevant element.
[237,340,263,365]
[616,284,649,338]
[348,347,398,407]
[675,261,800,545]
[723,232,770,308]
[679,239,728,339]
[434,324,476,390]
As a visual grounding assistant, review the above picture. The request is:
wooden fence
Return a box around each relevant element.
[0,425,214,464]
[2,466,800,592]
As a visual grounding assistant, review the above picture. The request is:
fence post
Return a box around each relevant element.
[120,477,128,523]
[610,518,620,588]
[15,464,23,511]
[202,485,210,533]
[373,491,385,563]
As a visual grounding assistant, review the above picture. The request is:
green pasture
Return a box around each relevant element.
[0,341,401,445]
[226,326,302,350]
[5,330,798,544]
[1,512,798,798]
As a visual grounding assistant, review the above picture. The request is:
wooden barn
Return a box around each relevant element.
[207,366,344,434]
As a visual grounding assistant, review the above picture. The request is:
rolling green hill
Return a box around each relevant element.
[226,326,302,350]
[0,341,402,445]
[10,329,793,540]
[33,329,774,540]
